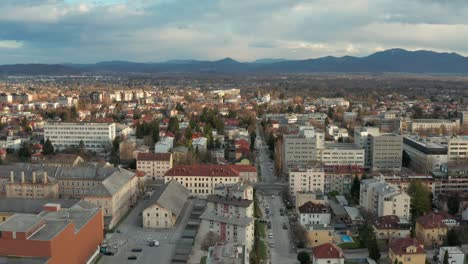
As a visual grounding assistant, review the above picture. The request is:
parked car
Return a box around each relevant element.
[128,255,137,260]
[283,224,287,230]
[268,233,273,239]
[131,248,143,252]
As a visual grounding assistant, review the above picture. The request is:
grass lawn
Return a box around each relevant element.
[257,240,267,261]
[256,221,266,238]
[254,200,262,219]
[200,256,207,264]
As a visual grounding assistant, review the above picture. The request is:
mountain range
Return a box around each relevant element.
[1,48,468,75]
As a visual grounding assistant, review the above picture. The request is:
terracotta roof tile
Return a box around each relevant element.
[416,212,454,229]
[165,165,239,177]
[312,243,344,259]
[389,237,425,255]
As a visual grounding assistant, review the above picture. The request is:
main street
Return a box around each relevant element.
[255,127,298,264]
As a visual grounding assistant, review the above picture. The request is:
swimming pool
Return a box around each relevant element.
[341,235,353,243]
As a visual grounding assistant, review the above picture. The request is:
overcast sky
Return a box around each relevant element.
[1,0,468,64]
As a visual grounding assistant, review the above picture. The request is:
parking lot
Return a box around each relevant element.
[99,198,194,264]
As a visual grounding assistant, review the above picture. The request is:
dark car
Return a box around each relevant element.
[267,222,272,229]
[104,252,114,256]
[128,255,137,260]
[131,248,143,252]
[283,224,287,229]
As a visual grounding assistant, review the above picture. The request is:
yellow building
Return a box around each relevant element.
[305,224,334,247]
[415,212,456,246]
[389,237,425,264]
[0,212,13,223]
[373,215,411,240]
[4,170,59,199]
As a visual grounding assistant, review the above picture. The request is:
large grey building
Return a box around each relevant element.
[282,127,325,173]
[370,133,403,172]
[354,127,381,169]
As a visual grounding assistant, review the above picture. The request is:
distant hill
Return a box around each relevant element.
[2,49,468,75]
[0,64,80,75]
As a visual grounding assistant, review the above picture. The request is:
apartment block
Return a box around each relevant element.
[282,127,325,173]
[298,201,331,226]
[323,165,364,194]
[410,119,460,134]
[370,133,403,172]
[354,127,381,169]
[44,122,116,153]
[319,143,365,167]
[360,179,411,219]
[447,136,468,162]
[137,152,173,181]
[289,167,325,196]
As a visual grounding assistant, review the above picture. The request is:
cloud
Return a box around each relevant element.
[0,0,468,63]
[0,40,23,49]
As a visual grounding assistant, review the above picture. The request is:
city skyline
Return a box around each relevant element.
[1,0,468,63]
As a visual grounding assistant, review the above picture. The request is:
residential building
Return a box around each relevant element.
[137,152,173,181]
[326,125,349,141]
[199,194,254,256]
[447,136,468,162]
[354,127,381,169]
[282,128,325,173]
[311,243,345,264]
[155,136,174,153]
[164,165,242,195]
[0,202,103,264]
[319,143,365,167]
[438,247,465,264]
[214,183,254,200]
[298,201,331,226]
[359,179,411,219]
[373,215,411,240]
[375,174,433,194]
[289,167,325,196]
[206,242,248,264]
[415,212,457,246]
[305,224,334,247]
[323,165,364,194]
[369,133,403,172]
[41,154,85,168]
[388,237,426,264]
[44,122,116,153]
[3,169,58,199]
[193,137,208,153]
[228,165,257,183]
[295,191,328,209]
[409,119,460,134]
[142,180,190,228]
[403,135,447,173]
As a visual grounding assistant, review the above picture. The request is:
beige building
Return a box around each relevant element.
[389,237,426,264]
[41,154,85,168]
[305,224,334,247]
[360,179,411,220]
[213,183,254,200]
[164,165,242,195]
[373,215,411,240]
[415,212,457,247]
[289,167,325,197]
[2,169,58,199]
[282,128,325,173]
[143,180,190,228]
[319,143,365,167]
[137,152,173,181]
[447,136,468,162]
[410,119,460,134]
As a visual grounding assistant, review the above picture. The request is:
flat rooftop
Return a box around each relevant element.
[0,214,42,233]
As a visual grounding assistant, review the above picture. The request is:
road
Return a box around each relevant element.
[100,198,193,264]
[256,129,297,264]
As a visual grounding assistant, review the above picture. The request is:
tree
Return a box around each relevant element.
[297,251,310,264]
[443,250,449,264]
[18,143,32,160]
[151,122,160,144]
[368,239,381,261]
[201,231,221,251]
[446,229,461,246]
[78,140,86,156]
[42,138,55,155]
[292,224,308,248]
[408,180,431,229]
[168,117,179,134]
[224,140,230,160]
[250,131,256,151]
[350,176,360,203]
[184,125,193,141]
[447,194,460,215]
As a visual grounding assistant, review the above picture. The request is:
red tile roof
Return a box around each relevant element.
[137,152,172,162]
[229,164,257,173]
[416,212,454,229]
[165,165,239,177]
[312,243,344,259]
[389,237,425,255]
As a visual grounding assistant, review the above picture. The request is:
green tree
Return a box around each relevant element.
[151,121,160,144]
[447,194,460,215]
[368,240,381,261]
[42,138,55,155]
[184,125,193,141]
[297,251,310,264]
[224,141,230,160]
[18,143,32,161]
[250,131,256,151]
[443,250,449,264]
[408,180,432,229]
[78,140,86,156]
[446,229,461,246]
[168,117,179,134]
[350,176,360,203]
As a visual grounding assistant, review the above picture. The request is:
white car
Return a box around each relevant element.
[268,233,273,239]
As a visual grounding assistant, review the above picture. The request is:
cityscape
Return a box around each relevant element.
[0,1,468,264]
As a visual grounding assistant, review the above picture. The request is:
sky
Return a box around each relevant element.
[1,0,468,64]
